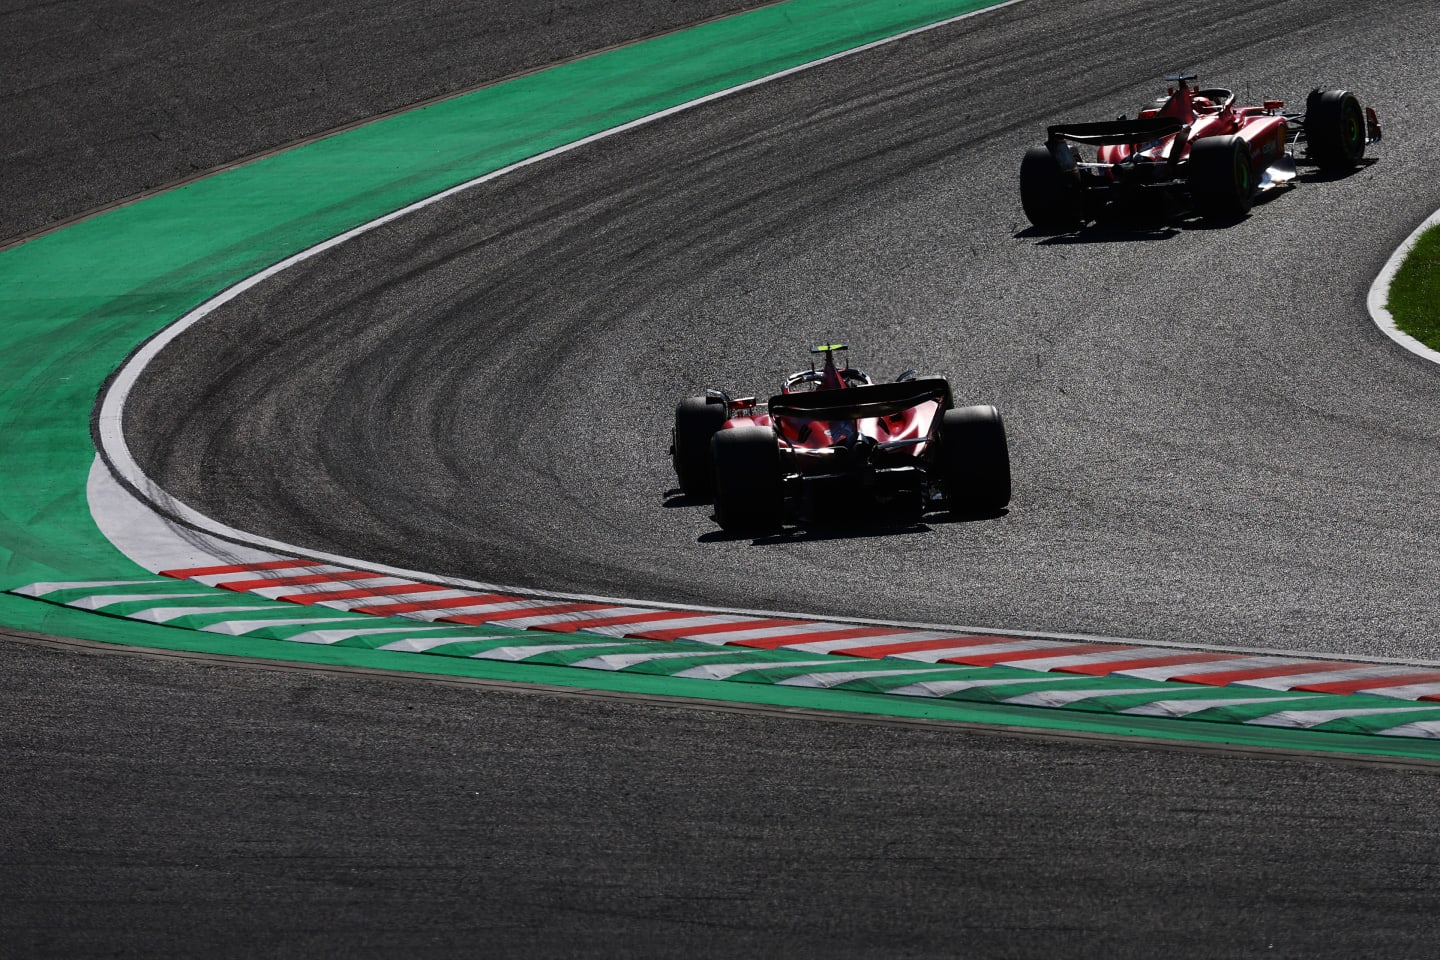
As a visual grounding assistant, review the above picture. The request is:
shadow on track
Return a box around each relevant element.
[1018,159,1377,243]
[691,507,1009,544]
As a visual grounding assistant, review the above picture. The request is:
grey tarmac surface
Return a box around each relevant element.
[8,0,1440,956]
[6,632,1440,959]
[0,0,772,240]
[131,0,1440,658]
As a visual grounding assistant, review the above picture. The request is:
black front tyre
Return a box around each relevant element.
[712,426,783,533]
[940,406,1010,514]
[672,397,727,498]
[1306,89,1366,170]
[1188,135,1254,221]
[1020,145,1083,231]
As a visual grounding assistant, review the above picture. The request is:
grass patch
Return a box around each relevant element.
[1389,224,1440,348]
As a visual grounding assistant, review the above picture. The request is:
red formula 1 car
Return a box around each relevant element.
[1020,74,1381,229]
[670,345,1010,532]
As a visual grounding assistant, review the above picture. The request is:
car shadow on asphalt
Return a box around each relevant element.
[697,523,929,545]
[692,508,1008,545]
[1018,159,1376,244]
[1296,156,1380,184]
[1025,223,1180,244]
[927,507,1009,524]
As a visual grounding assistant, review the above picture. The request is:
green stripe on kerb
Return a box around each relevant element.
[15,581,1440,759]
[11,589,1440,761]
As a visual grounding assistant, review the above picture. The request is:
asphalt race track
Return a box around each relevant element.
[1,0,773,240]
[7,0,1440,956]
[128,0,1440,659]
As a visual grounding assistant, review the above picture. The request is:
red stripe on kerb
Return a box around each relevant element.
[1054,651,1237,676]
[730,626,902,650]
[841,635,1023,659]
[535,611,698,634]
[280,583,450,605]
[1293,671,1440,694]
[442,602,609,625]
[162,558,323,578]
[1168,661,1349,686]
[217,570,379,591]
[350,593,515,615]
[629,618,805,642]
[938,642,1129,667]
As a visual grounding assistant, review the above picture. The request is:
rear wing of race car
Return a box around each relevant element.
[768,378,952,422]
[1046,116,1185,146]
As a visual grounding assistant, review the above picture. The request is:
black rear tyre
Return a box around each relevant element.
[1188,135,1253,221]
[1306,89,1366,170]
[940,406,1010,513]
[712,426,783,532]
[1020,145,1083,231]
[672,397,727,498]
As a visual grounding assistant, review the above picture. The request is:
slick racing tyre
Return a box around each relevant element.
[1188,135,1254,220]
[940,405,1011,514]
[1020,145,1083,231]
[712,426,783,533]
[673,396,727,498]
[1305,89,1366,170]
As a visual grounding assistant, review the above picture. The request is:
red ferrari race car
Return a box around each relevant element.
[1020,74,1381,229]
[670,345,1010,532]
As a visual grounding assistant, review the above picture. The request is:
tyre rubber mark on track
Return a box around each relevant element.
[0,0,1024,605]
[91,0,1026,559]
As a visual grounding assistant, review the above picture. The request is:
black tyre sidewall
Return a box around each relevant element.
[673,397,727,498]
[1307,89,1365,170]
[1188,135,1253,220]
[1020,145,1082,230]
[712,426,783,532]
[940,406,1011,513]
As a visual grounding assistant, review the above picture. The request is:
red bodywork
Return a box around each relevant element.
[714,352,945,472]
[1094,80,1288,178]
[1022,75,1381,231]
[675,346,1009,528]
